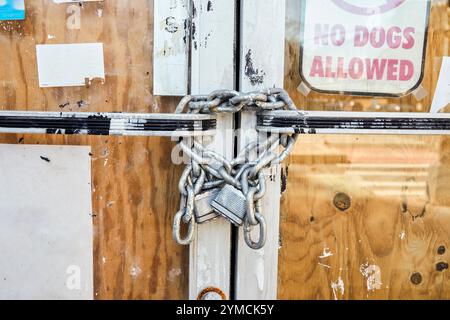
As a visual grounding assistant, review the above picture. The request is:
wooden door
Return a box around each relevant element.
[278,0,450,299]
[0,1,188,299]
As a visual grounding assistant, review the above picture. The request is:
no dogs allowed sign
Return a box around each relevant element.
[300,0,430,96]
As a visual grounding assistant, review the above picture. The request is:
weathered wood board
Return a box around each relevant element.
[0,1,187,299]
[279,1,450,299]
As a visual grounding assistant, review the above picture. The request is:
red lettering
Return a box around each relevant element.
[365,59,387,80]
[387,59,399,80]
[354,26,369,47]
[387,26,402,49]
[314,24,329,45]
[331,24,346,46]
[336,57,347,78]
[349,58,364,79]
[399,60,414,81]
[402,27,415,49]
[310,56,325,77]
[370,27,386,49]
[325,56,336,77]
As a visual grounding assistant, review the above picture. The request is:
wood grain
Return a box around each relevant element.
[279,1,450,299]
[0,1,188,299]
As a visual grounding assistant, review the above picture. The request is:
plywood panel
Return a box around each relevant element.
[0,1,188,299]
[279,1,450,300]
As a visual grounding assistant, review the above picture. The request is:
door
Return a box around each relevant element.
[277,0,450,299]
[0,0,448,300]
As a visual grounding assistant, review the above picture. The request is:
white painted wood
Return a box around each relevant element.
[235,0,286,300]
[153,0,189,96]
[190,0,236,94]
[0,144,93,300]
[189,0,236,300]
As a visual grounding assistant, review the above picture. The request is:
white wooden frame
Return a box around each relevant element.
[235,0,286,300]
[188,0,236,300]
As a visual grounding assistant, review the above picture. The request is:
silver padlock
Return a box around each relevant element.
[211,184,247,226]
[194,189,220,224]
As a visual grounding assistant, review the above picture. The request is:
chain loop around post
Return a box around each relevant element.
[172,89,299,250]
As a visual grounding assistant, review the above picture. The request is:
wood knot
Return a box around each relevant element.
[436,262,449,272]
[333,192,351,211]
[410,272,422,285]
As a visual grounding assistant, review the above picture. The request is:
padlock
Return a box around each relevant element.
[211,184,247,226]
[194,189,220,223]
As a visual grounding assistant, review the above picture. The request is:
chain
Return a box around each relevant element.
[172,88,299,250]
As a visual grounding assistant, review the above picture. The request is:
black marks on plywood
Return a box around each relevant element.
[76,100,88,108]
[40,156,51,162]
[58,102,70,109]
[244,49,265,86]
[437,246,446,255]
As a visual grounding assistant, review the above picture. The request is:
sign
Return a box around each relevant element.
[300,0,430,96]
[0,0,25,20]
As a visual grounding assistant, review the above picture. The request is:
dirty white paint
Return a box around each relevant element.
[36,43,105,88]
[0,144,93,300]
[153,0,189,96]
[168,268,182,282]
[190,0,235,94]
[129,265,142,278]
[235,0,286,300]
[360,263,382,291]
[188,0,236,300]
[330,277,345,300]
[318,262,331,269]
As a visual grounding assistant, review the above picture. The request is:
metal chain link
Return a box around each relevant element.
[172,89,299,250]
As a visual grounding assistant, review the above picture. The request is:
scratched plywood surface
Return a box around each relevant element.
[279,1,450,299]
[0,1,188,299]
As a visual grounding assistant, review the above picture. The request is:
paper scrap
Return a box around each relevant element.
[0,0,25,21]
[430,57,450,113]
[36,43,105,88]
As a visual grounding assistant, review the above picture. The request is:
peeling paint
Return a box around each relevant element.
[130,265,142,278]
[319,247,333,259]
[330,277,345,300]
[318,262,331,269]
[168,268,182,282]
[360,263,382,291]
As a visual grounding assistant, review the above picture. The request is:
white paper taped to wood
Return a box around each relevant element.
[430,57,450,113]
[0,144,93,300]
[36,43,105,88]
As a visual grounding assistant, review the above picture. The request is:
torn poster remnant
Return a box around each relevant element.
[0,0,25,20]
